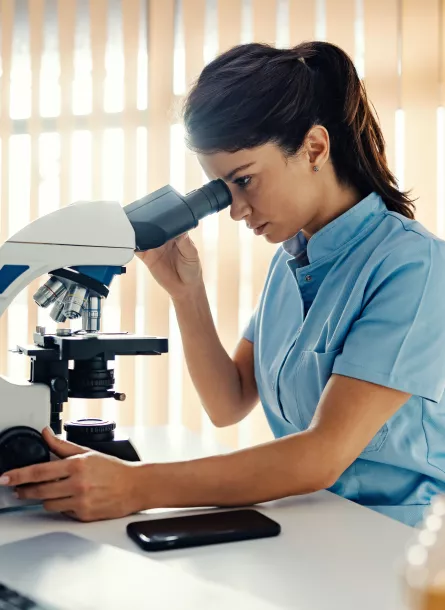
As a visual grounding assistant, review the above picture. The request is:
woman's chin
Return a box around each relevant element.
[262,228,295,245]
[263,232,282,244]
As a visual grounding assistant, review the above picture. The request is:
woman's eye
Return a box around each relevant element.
[234,176,252,189]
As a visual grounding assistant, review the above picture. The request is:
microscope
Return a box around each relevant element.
[0,179,231,510]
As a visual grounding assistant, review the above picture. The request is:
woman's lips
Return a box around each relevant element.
[253,223,268,236]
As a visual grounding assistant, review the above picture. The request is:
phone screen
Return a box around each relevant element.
[127,509,280,551]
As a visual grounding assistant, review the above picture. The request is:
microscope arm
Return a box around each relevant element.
[0,200,135,319]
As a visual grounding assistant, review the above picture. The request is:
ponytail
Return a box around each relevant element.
[295,42,415,218]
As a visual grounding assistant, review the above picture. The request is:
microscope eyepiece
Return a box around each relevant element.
[124,178,232,251]
[202,179,233,212]
[183,179,232,218]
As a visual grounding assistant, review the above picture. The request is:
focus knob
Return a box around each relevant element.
[0,427,50,475]
[51,377,68,393]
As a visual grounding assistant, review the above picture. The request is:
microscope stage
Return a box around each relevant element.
[17,333,168,361]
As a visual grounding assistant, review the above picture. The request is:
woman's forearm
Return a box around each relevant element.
[172,282,253,426]
[133,431,336,511]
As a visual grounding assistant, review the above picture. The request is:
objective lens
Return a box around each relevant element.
[82,296,101,332]
[50,299,67,323]
[64,285,88,319]
[33,278,66,308]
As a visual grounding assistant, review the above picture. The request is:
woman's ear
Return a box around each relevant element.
[304,125,330,169]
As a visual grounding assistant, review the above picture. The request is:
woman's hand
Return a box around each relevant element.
[136,233,203,299]
[0,428,143,522]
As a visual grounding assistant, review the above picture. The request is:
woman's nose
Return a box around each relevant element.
[229,192,251,222]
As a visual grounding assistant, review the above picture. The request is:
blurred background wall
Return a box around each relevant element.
[0,0,442,449]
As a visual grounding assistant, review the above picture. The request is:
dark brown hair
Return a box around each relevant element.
[183,41,415,219]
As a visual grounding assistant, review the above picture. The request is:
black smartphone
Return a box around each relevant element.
[126,508,281,552]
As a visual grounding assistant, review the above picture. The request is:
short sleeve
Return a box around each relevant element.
[333,237,445,403]
[242,309,257,343]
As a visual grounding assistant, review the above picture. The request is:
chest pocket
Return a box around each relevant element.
[293,349,388,454]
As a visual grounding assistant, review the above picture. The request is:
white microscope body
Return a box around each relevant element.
[0,201,135,509]
[0,178,231,511]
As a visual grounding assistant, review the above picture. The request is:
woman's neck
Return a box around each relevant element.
[302,182,364,241]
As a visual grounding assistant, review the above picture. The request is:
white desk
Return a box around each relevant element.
[0,426,414,610]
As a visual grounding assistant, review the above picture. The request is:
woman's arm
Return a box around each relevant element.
[136,236,258,428]
[173,283,258,427]
[136,429,331,510]
[6,374,410,521]
[133,373,410,510]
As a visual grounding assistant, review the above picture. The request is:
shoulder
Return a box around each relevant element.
[366,211,445,297]
[376,211,445,266]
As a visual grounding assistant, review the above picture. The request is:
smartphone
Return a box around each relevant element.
[126,508,281,552]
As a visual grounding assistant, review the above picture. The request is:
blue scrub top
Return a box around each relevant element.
[244,192,445,527]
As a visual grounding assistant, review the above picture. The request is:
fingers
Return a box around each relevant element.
[44,498,97,523]
[43,498,77,514]
[2,457,75,487]
[175,234,198,259]
[0,431,88,487]
[12,462,98,522]
[15,477,75,501]
[42,427,88,458]
[63,510,80,521]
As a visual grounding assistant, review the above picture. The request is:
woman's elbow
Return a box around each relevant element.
[206,408,239,428]
[208,412,245,428]
[209,415,232,428]
[298,462,343,494]
[317,468,341,491]
[205,399,253,428]
[298,434,346,492]
[314,458,347,491]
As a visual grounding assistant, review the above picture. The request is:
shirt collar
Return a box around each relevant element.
[282,192,387,265]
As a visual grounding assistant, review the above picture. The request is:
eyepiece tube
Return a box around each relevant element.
[124,178,232,251]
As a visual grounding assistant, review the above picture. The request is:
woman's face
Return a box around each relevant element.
[198,136,329,244]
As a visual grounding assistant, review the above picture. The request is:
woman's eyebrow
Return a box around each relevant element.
[223,162,255,181]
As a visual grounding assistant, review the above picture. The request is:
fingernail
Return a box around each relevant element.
[44,426,55,436]
[0,476,10,485]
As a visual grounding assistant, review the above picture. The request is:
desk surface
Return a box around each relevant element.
[0,426,414,610]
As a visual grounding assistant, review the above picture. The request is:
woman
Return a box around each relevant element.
[3,41,445,527]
